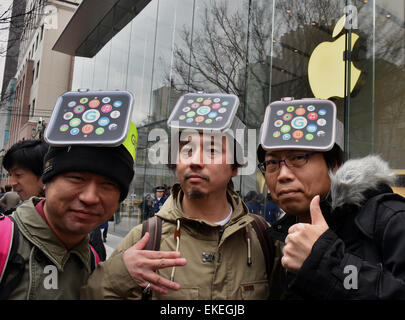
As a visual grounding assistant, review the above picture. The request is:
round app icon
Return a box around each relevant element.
[110,110,120,119]
[205,119,213,124]
[307,105,315,112]
[281,125,291,133]
[203,99,212,106]
[113,100,123,108]
[274,120,283,127]
[73,105,85,114]
[192,103,200,109]
[195,116,205,123]
[60,124,69,132]
[216,116,223,121]
[80,97,89,104]
[273,131,281,138]
[63,112,74,120]
[295,107,306,116]
[89,99,100,108]
[187,99,194,104]
[95,127,105,135]
[213,98,220,103]
[70,127,79,135]
[82,124,94,134]
[317,118,327,126]
[318,109,327,116]
[98,117,110,127]
[222,101,229,106]
[101,104,113,113]
[197,106,210,115]
[218,107,227,114]
[68,101,76,108]
[183,107,191,112]
[208,112,218,118]
[196,97,204,102]
[69,118,81,127]
[306,124,317,133]
[276,110,284,116]
[317,130,326,137]
[287,106,295,112]
[292,130,304,139]
[179,115,186,120]
[186,118,194,123]
[282,133,291,141]
[307,112,318,121]
[291,116,307,129]
[305,134,314,141]
[102,97,111,103]
[282,113,293,121]
[186,111,196,117]
[82,109,100,123]
[109,124,118,131]
[212,103,221,110]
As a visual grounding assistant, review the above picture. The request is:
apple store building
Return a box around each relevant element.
[54,0,405,235]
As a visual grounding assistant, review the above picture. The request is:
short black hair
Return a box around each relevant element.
[3,140,49,177]
[322,144,344,170]
[4,185,12,192]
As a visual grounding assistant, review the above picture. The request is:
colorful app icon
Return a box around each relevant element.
[109,124,118,131]
[186,118,194,123]
[80,97,89,104]
[101,104,113,113]
[192,103,200,109]
[70,128,79,135]
[317,118,327,126]
[102,97,111,103]
[276,110,284,116]
[273,131,281,138]
[218,108,227,114]
[196,97,204,102]
[274,120,283,127]
[305,133,314,141]
[95,127,105,135]
[73,105,85,114]
[113,100,123,108]
[291,116,307,129]
[216,116,223,121]
[295,107,306,116]
[187,99,194,104]
[282,113,293,121]
[306,124,317,133]
[186,111,196,118]
[82,124,94,134]
[205,119,213,124]
[292,130,304,139]
[318,109,327,116]
[282,133,291,140]
[281,125,291,133]
[222,101,229,106]
[195,116,205,123]
[63,112,74,120]
[110,110,120,119]
[179,115,186,120]
[203,99,212,106]
[89,99,100,108]
[208,112,218,118]
[68,101,76,108]
[183,107,191,112]
[286,106,295,112]
[317,130,326,137]
[213,98,220,103]
[307,112,318,121]
[197,106,210,115]
[69,118,81,127]
[60,124,69,132]
[212,103,221,110]
[82,109,100,123]
[307,105,315,112]
[98,117,110,127]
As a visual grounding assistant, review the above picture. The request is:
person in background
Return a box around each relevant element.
[264,193,280,225]
[244,190,262,214]
[153,186,168,214]
[0,185,21,215]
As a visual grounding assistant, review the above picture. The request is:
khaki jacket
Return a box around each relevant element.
[4,197,93,299]
[81,185,269,300]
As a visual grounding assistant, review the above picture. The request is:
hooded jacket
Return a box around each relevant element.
[80,184,269,300]
[268,155,405,299]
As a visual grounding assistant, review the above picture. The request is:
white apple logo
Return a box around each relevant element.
[308,15,361,99]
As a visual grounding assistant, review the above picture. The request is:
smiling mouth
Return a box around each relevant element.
[278,190,300,198]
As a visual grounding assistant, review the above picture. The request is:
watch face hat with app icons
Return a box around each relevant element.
[43,90,138,201]
[257,97,344,163]
[167,92,247,165]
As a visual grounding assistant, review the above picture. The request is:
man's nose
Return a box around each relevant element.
[78,181,101,204]
[277,161,295,181]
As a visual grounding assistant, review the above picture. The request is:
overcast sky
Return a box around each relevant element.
[0,0,13,92]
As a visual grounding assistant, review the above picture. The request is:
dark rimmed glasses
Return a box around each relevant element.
[258,152,317,174]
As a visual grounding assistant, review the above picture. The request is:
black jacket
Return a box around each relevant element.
[268,155,405,299]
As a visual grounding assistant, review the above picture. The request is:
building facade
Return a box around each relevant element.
[53,0,405,236]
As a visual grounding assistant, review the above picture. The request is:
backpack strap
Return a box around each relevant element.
[249,214,275,290]
[89,244,100,272]
[0,214,25,300]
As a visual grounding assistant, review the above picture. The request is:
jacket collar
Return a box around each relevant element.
[13,197,91,272]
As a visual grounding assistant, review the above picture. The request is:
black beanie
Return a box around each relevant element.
[42,145,134,202]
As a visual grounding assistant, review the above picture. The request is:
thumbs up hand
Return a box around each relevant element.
[281,195,329,273]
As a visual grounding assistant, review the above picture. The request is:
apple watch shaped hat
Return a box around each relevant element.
[257,97,344,164]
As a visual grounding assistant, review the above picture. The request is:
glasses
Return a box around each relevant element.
[258,152,317,174]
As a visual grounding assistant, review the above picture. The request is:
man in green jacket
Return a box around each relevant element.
[1,143,135,299]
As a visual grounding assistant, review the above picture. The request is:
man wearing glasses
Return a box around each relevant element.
[257,98,405,299]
